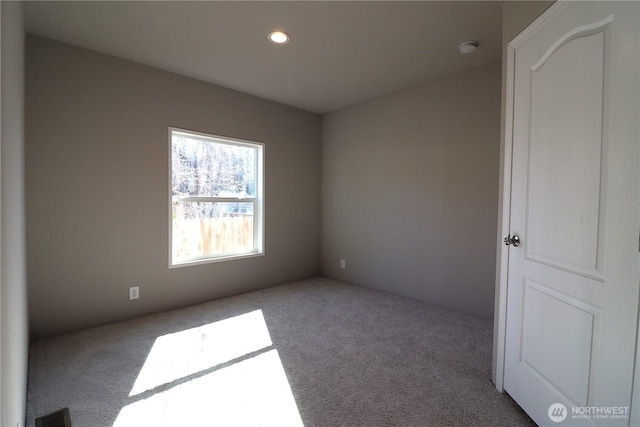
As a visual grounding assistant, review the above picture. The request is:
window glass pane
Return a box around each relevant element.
[171,134,256,198]
[172,202,254,261]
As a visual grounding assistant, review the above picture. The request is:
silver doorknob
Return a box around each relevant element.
[504,234,520,247]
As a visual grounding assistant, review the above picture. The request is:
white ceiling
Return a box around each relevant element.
[23,1,503,114]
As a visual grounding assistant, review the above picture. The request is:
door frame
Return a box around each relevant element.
[493,1,640,423]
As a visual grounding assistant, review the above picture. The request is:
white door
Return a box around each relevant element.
[504,2,640,426]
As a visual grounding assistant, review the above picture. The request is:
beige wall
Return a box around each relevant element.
[321,62,502,318]
[501,1,555,46]
[26,35,321,339]
[1,2,29,426]
[492,0,554,386]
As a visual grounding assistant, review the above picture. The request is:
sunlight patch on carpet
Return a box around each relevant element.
[114,349,303,426]
[129,309,273,396]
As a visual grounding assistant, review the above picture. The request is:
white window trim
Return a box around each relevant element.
[168,127,265,268]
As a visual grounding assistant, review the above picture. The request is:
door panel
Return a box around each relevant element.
[504,2,639,426]
[521,280,600,407]
[526,29,607,279]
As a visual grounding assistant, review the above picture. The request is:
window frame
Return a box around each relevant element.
[168,127,265,268]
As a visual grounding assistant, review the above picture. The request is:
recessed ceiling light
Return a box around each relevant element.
[459,40,478,54]
[268,31,290,45]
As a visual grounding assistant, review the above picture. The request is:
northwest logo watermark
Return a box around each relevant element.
[548,403,629,423]
[548,403,567,423]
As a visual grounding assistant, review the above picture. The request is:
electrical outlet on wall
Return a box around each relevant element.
[129,286,139,300]
[340,259,346,269]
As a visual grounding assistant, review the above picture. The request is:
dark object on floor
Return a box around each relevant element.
[35,407,71,427]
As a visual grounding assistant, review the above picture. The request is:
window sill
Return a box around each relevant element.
[169,251,264,269]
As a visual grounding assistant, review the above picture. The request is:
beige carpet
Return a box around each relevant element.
[27,277,534,426]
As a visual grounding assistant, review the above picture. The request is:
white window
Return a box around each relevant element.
[169,128,264,267]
